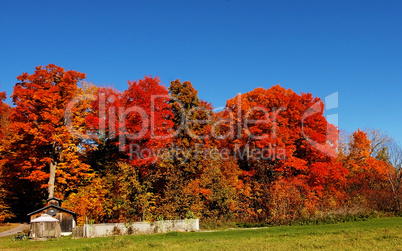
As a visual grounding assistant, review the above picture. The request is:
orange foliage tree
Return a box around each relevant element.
[0,91,14,222]
[63,177,110,225]
[1,65,93,219]
[341,129,393,211]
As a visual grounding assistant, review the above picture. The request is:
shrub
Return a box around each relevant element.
[112,226,121,235]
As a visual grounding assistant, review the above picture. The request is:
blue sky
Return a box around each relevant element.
[0,0,401,143]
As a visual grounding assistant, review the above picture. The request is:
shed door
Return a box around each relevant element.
[60,214,73,232]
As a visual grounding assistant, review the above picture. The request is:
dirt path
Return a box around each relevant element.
[0,224,29,237]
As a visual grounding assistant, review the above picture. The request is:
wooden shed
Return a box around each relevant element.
[28,197,76,236]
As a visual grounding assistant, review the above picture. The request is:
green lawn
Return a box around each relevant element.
[1,217,401,250]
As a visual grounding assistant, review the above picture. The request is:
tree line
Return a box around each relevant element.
[0,64,401,225]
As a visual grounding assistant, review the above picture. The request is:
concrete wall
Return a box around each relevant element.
[82,219,199,238]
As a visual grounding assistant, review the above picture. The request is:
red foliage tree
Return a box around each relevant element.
[0,91,11,141]
[218,85,347,221]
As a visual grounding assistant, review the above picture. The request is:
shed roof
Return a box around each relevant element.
[47,197,62,202]
[27,204,76,216]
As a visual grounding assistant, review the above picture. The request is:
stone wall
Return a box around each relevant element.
[79,219,199,238]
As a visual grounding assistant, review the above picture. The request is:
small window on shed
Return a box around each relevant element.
[47,208,57,216]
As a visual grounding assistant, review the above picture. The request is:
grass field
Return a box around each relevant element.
[0,217,401,250]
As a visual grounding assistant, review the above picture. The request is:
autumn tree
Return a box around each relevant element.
[1,65,93,219]
[387,140,402,212]
[0,91,11,141]
[122,77,174,167]
[365,128,391,158]
[387,139,402,171]
[83,77,174,222]
[150,80,243,221]
[83,87,125,176]
[86,77,173,168]
[0,91,14,222]
[63,177,110,225]
[339,129,402,212]
[152,80,205,218]
[219,85,346,222]
[374,137,402,212]
[340,129,393,211]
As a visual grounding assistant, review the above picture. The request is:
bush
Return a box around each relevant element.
[235,222,272,228]
[200,218,237,230]
[112,226,121,235]
[126,226,133,235]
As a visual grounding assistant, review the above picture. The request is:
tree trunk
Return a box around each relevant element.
[48,160,56,199]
